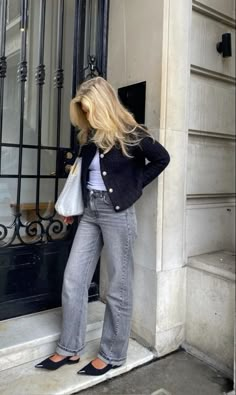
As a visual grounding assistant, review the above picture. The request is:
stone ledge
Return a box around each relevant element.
[187,250,235,281]
[0,301,105,371]
[0,338,154,395]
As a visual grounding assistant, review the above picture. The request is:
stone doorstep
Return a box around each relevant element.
[0,301,105,372]
[187,250,236,281]
[0,337,154,395]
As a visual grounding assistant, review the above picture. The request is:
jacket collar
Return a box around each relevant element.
[81,141,97,177]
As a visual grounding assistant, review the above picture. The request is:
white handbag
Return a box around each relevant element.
[55,157,84,217]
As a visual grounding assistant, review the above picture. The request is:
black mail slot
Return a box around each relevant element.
[118,81,146,124]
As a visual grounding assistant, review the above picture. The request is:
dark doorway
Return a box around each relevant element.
[118,81,146,124]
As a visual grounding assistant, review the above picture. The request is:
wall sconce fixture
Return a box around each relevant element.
[216,33,232,57]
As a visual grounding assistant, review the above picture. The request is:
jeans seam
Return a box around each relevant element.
[75,230,101,350]
[60,228,101,354]
[108,211,130,358]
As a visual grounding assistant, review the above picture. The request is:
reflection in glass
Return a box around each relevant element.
[7,1,20,23]
[2,52,21,144]
[22,148,37,175]
[0,178,17,220]
[1,147,19,175]
[0,178,17,246]
[39,178,55,212]
[40,150,56,176]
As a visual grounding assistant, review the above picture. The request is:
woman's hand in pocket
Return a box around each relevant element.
[62,216,74,225]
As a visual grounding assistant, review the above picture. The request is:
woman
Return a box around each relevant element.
[35,76,170,375]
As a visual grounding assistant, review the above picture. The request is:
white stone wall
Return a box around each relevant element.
[101,0,192,355]
[184,251,235,378]
[187,1,236,257]
[155,0,192,355]
[185,0,236,379]
[103,0,235,379]
[100,0,165,347]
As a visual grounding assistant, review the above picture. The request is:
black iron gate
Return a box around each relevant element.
[0,0,109,320]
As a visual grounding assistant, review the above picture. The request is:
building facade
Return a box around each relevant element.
[0,0,235,392]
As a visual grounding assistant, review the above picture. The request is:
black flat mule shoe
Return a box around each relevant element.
[35,356,80,370]
[78,361,120,376]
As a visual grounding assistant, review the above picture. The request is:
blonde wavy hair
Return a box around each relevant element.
[69,76,152,157]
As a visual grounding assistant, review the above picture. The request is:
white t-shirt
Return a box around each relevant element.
[87,149,107,191]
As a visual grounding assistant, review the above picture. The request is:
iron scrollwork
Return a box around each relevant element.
[0,212,70,248]
[83,54,100,80]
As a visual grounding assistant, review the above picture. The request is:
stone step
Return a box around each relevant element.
[0,301,105,372]
[187,250,235,281]
[0,337,154,395]
[186,250,235,378]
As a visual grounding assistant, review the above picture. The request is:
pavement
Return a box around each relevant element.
[77,349,234,395]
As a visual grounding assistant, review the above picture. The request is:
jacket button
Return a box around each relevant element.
[102,171,107,176]
[115,206,120,210]
[109,188,113,193]
[100,153,104,158]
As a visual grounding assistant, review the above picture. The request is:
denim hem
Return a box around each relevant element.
[98,350,126,366]
[56,343,85,356]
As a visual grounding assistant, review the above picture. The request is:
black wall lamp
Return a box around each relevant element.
[216,33,232,57]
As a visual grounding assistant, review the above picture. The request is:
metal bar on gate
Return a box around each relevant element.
[100,0,109,79]
[70,0,86,150]
[0,0,8,175]
[1,142,59,150]
[16,0,28,211]
[1,174,64,179]
[87,0,92,57]
[71,0,79,100]
[54,0,64,202]
[76,0,86,87]
[35,0,46,217]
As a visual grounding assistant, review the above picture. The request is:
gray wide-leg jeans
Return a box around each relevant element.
[56,189,137,366]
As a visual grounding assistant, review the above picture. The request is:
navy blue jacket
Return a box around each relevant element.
[79,130,170,211]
